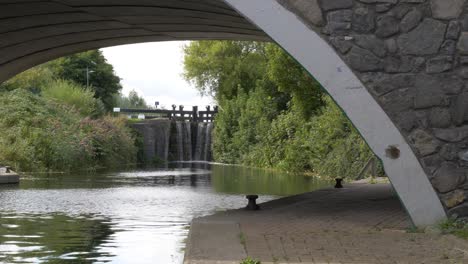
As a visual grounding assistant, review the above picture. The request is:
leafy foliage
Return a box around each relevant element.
[0,64,54,93]
[0,85,135,172]
[240,257,261,264]
[41,79,104,117]
[439,217,468,239]
[114,90,148,109]
[49,50,122,110]
[183,41,270,101]
[184,41,377,179]
[0,49,140,172]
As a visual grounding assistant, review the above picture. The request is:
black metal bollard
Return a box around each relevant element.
[246,195,260,210]
[335,178,344,188]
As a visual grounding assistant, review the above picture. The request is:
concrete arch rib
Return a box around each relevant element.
[224,0,446,227]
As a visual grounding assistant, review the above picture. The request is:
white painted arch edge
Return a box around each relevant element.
[224,0,446,226]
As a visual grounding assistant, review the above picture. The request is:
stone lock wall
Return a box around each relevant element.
[278,0,468,216]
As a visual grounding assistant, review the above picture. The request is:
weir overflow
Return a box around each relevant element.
[118,106,217,163]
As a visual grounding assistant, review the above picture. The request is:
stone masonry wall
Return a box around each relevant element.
[278,0,468,217]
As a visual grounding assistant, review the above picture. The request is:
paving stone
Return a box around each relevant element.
[430,0,465,20]
[325,9,353,35]
[319,0,353,11]
[432,162,466,193]
[353,34,387,57]
[440,40,457,55]
[440,144,460,161]
[384,56,413,73]
[330,36,353,53]
[353,6,375,33]
[385,38,398,53]
[442,190,466,208]
[346,46,384,71]
[398,18,446,55]
[376,3,394,12]
[426,55,454,73]
[457,32,468,54]
[446,21,461,40]
[460,150,468,161]
[400,8,423,32]
[434,126,468,142]
[185,184,468,264]
[451,92,468,126]
[429,107,452,128]
[278,0,324,26]
[375,15,400,38]
[409,129,440,156]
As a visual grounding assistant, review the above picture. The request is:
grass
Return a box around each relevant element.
[239,232,247,248]
[406,225,424,234]
[240,257,261,264]
[42,79,101,117]
[439,217,468,239]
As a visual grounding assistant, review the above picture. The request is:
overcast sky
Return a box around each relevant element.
[101,41,214,109]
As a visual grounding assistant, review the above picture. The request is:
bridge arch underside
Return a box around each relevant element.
[2,0,467,226]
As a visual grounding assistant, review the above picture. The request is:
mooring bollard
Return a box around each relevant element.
[335,178,344,188]
[246,195,260,210]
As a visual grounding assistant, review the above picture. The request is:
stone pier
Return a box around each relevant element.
[0,167,19,184]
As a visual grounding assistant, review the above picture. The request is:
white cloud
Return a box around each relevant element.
[101,41,214,109]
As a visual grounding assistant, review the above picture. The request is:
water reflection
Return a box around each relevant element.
[0,213,115,263]
[0,163,331,263]
[211,165,332,196]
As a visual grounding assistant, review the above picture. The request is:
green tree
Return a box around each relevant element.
[183,41,270,101]
[184,40,376,178]
[114,90,148,109]
[0,64,54,93]
[49,50,122,111]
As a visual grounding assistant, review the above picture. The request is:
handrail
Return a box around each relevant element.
[114,105,218,122]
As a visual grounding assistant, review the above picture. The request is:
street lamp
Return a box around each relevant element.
[86,60,97,88]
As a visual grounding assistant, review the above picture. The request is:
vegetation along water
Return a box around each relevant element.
[0,163,331,263]
[0,41,383,263]
[183,41,380,178]
[0,41,379,179]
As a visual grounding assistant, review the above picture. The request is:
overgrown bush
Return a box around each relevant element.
[240,257,261,264]
[0,64,54,93]
[41,79,104,117]
[439,217,468,239]
[185,41,380,180]
[213,93,376,179]
[0,90,136,172]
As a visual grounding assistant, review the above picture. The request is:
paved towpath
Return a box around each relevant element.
[184,183,468,264]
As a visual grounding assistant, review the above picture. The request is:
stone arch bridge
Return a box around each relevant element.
[1,0,467,227]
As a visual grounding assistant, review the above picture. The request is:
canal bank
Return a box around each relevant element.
[184,183,468,264]
[0,163,331,263]
[0,166,19,184]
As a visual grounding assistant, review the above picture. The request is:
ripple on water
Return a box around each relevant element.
[0,164,330,263]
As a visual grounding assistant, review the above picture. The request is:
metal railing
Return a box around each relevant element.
[114,105,218,122]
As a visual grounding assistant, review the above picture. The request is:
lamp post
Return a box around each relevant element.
[86,61,96,88]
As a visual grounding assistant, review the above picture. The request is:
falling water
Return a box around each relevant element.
[134,120,213,164]
[175,122,184,161]
[194,123,206,161]
[132,120,171,164]
[184,122,192,161]
[204,123,213,161]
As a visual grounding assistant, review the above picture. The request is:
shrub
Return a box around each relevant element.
[41,79,103,117]
[0,64,54,92]
[240,257,261,264]
[0,89,136,172]
[439,217,468,239]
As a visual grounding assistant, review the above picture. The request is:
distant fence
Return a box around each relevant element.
[114,105,218,123]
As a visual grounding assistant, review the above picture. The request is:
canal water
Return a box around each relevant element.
[0,163,331,264]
